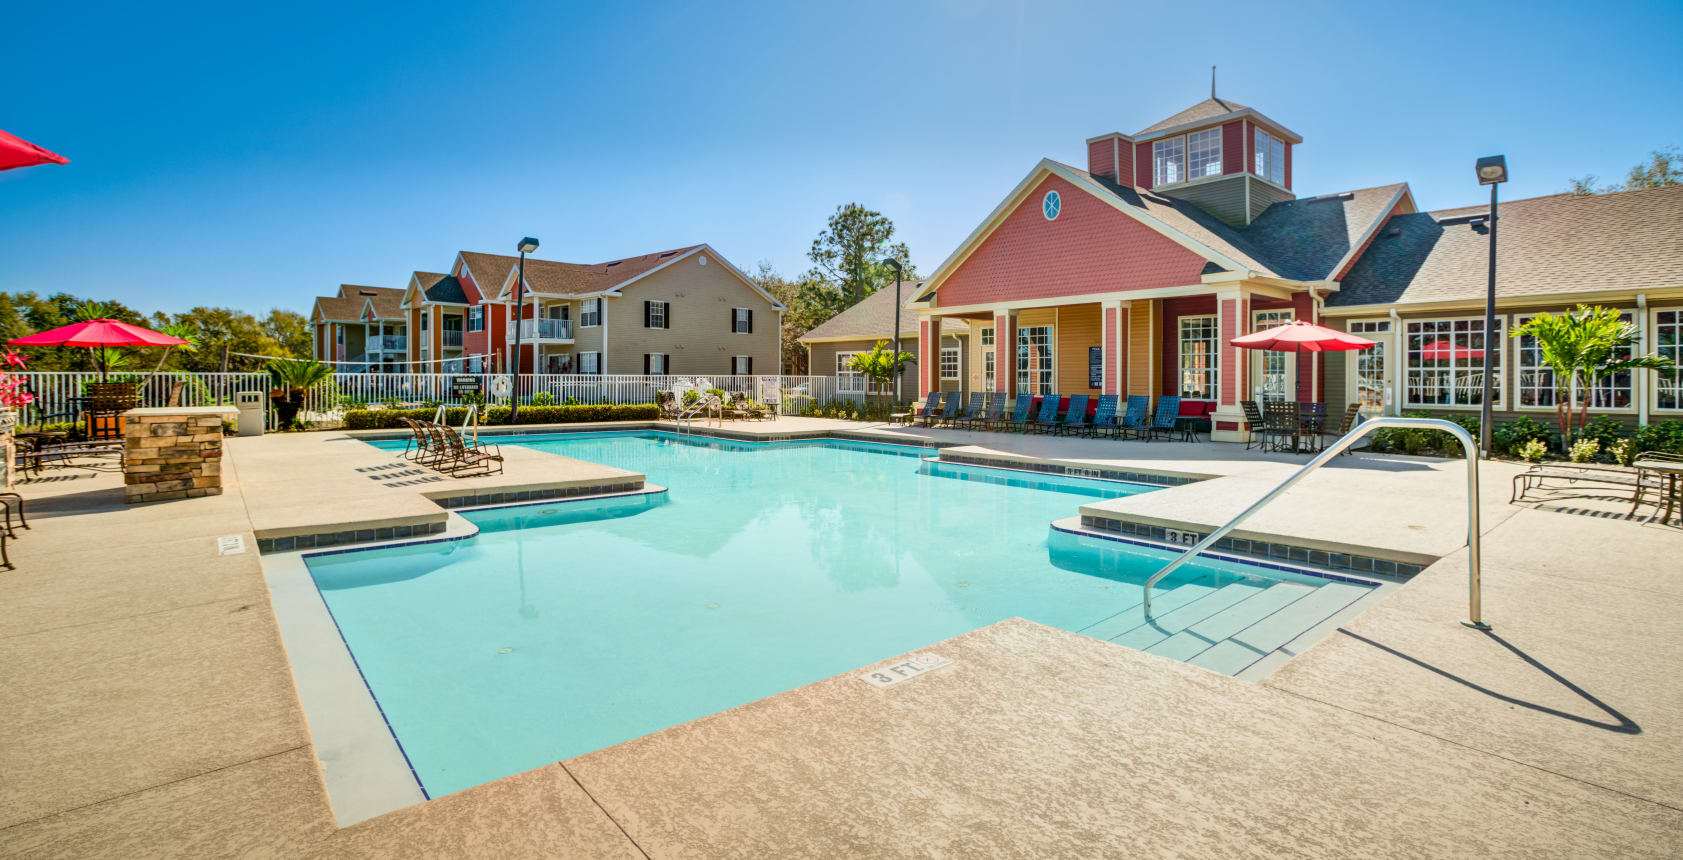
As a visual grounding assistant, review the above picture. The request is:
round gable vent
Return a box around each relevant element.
[1042,191,1061,221]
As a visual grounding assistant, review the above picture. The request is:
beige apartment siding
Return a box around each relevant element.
[605,253,779,376]
[808,338,923,401]
[1053,303,1102,396]
[1127,299,1155,397]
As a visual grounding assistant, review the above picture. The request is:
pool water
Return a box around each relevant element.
[312,432,1371,797]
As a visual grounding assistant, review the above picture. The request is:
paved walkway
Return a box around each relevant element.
[1,421,1678,857]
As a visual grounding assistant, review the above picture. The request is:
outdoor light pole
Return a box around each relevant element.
[884,258,904,402]
[508,236,540,423]
[1475,156,1508,458]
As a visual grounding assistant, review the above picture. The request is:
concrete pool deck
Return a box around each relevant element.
[2,420,1679,857]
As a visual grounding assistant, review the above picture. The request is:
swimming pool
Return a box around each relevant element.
[311,432,1372,797]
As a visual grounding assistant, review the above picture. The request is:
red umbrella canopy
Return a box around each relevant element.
[0,129,69,171]
[9,318,187,348]
[1230,319,1376,353]
[1416,338,1483,361]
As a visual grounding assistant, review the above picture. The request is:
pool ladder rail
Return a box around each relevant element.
[1141,417,1489,631]
[675,395,723,435]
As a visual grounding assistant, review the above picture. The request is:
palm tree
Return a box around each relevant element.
[848,341,915,415]
[267,358,334,430]
[1511,305,1672,445]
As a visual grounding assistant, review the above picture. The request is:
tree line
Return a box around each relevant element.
[0,292,311,373]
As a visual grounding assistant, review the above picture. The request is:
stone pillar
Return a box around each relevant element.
[1211,290,1247,442]
[123,406,238,504]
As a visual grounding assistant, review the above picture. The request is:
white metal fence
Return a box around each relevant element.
[14,371,841,431]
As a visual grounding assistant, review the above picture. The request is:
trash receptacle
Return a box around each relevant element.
[234,390,265,436]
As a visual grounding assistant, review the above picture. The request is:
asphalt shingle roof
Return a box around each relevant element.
[1135,98,1250,136]
[412,272,468,305]
[1330,184,1683,307]
[342,285,404,319]
[313,295,359,321]
[801,283,966,341]
[519,245,703,296]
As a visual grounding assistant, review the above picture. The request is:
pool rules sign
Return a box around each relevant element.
[859,653,953,688]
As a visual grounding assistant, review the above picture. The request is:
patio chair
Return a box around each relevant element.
[14,435,124,478]
[1261,400,1301,452]
[727,392,753,421]
[1144,395,1183,441]
[931,392,966,427]
[910,392,946,427]
[959,395,1004,431]
[1057,395,1093,436]
[1091,395,1121,439]
[1117,395,1150,440]
[942,393,985,428]
[0,492,28,539]
[1320,403,1363,454]
[1028,395,1066,434]
[992,394,1036,432]
[656,391,684,420]
[1240,401,1266,450]
[436,425,504,477]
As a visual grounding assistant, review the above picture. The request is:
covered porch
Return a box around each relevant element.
[917,284,1330,442]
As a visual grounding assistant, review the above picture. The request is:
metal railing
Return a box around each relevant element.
[371,335,406,352]
[441,330,464,348]
[511,318,574,341]
[15,371,278,430]
[1140,417,1488,630]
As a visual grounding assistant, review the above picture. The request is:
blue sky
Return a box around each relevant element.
[3,0,1680,316]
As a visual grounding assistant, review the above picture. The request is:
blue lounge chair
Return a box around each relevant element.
[1118,395,1150,440]
[911,392,945,427]
[930,392,963,427]
[1029,394,1066,434]
[1145,395,1183,441]
[992,393,1035,432]
[960,395,1004,431]
[942,392,986,428]
[1057,394,1092,436]
[1091,395,1121,438]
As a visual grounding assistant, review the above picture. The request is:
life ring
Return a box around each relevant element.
[489,376,513,398]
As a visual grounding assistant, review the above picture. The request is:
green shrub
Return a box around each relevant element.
[1576,414,1625,459]
[1369,411,1471,457]
[530,391,555,406]
[1633,419,1683,456]
[1568,437,1600,463]
[340,403,659,430]
[1518,438,1548,462]
[1610,438,1637,466]
[1493,416,1555,456]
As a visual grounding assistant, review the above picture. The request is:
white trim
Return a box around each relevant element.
[1399,314,1507,411]
[1133,107,1302,145]
[1343,317,1395,416]
[908,159,1252,305]
[940,346,960,380]
[1176,313,1220,402]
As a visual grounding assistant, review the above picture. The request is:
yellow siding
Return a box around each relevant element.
[1128,299,1154,396]
[1054,303,1102,395]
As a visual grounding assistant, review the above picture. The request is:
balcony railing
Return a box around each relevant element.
[441,330,464,348]
[510,318,574,341]
[369,335,405,352]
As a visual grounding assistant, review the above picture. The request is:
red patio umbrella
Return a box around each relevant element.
[1415,338,1483,361]
[10,319,188,380]
[0,129,69,171]
[1231,319,1376,404]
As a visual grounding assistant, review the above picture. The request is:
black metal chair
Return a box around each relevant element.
[1240,401,1266,450]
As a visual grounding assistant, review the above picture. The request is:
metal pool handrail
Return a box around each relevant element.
[1140,417,1489,630]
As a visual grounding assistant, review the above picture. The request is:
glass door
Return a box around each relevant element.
[1347,319,1391,415]
[1251,310,1295,402]
[1016,326,1052,395]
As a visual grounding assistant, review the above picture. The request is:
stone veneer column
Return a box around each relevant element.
[123,406,238,504]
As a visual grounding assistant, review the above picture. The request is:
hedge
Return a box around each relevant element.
[341,403,659,430]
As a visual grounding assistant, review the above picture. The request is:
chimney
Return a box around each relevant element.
[1085,132,1135,184]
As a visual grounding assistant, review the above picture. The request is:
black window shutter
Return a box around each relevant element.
[664,302,671,329]
[727,308,734,332]
[643,353,650,374]
[746,309,753,334]
[643,301,650,328]
[747,356,753,374]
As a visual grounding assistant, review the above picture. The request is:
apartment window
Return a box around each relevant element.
[1152,136,1185,186]
[468,307,484,332]
[1348,319,1392,413]
[644,353,668,374]
[1188,128,1222,179]
[732,355,752,374]
[1178,315,1219,400]
[1658,310,1683,410]
[1255,128,1286,185]
[1251,310,1294,401]
[980,326,994,347]
[580,299,602,328]
[335,327,343,345]
[1016,325,1053,395]
[732,307,752,334]
[1405,318,1502,407]
[645,300,668,329]
[1515,312,1635,410]
[983,350,996,392]
[940,347,960,380]
[419,314,428,331]
[577,351,600,374]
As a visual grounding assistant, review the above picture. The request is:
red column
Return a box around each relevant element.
[1293,291,1316,401]
[918,319,932,398]
[1219,297,1239,408]
[994,312,1013,395]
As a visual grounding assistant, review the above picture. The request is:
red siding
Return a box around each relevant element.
[1087,138,1115,180]
[1243,120,1254,176]
[458,264,484,304]
[1221,121,1243,176]
[1117,141,1134,188]
[934,175,1208,308]
[918,319,932,397]
[1219,298,1239,406]
[1293,291,1315,401]
[1134,142,1152,188]
[1284,142,1293,190]
[1159,296,1216,397]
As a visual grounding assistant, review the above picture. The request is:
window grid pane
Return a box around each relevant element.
[1178,315,1219,401]
[1348,320,1391,412]
[1016,326,1052,395]
[1153,137,1185,186]
[1188,128,1222,179]
[1657,311,1682,410]
[1405,318,1502,407]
